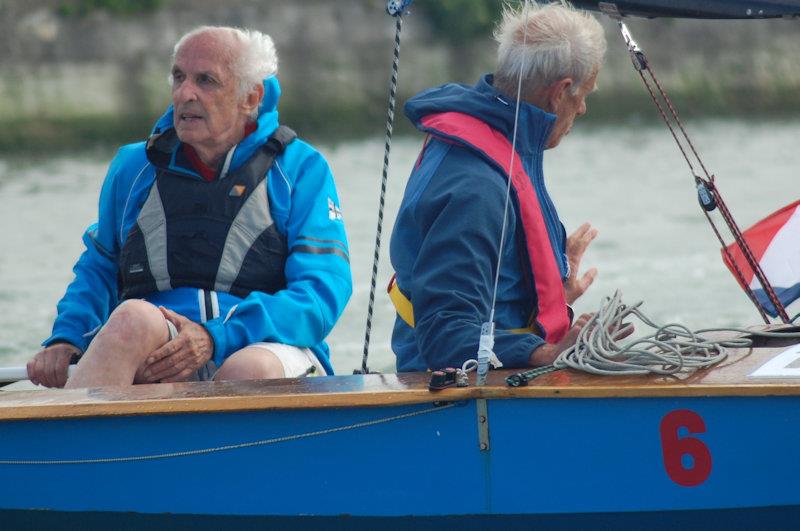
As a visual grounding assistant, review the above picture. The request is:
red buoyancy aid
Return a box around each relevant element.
[418,111,571,343]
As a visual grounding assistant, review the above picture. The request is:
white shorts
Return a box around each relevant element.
[248,342,328,378]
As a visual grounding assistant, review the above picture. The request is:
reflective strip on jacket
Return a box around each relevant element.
[43,76,352,374]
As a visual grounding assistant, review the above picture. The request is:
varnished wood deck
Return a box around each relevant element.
[0,333,799,421]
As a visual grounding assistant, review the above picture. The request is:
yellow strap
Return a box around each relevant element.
[388,277,415,327]
[388,274,534,334]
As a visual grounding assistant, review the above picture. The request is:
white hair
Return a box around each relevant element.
[170,26,278,98]
[494,2,606,99]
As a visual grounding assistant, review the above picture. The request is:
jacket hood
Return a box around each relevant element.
[404,74,555,155]
[150,76,282,173]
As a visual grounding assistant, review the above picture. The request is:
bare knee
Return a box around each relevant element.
[96,300,170,358]
[215,348,284,381]
[66,300,171,388]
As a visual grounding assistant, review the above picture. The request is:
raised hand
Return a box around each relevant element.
[564,222,598,304]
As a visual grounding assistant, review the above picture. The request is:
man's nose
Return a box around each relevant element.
[577,100,587,116]
[173,80,197,102]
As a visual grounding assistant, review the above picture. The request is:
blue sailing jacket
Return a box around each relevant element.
[44,77,352,374]
[390,74,570,372]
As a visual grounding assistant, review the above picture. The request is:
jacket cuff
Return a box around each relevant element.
[203,319,226,365]
[43,335,88,353]
[496,333,544,368]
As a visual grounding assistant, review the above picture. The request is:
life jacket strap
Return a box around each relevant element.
[388,272,537,335]
[388,273,415,328]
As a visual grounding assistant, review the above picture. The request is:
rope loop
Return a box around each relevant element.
[554,291,751,376]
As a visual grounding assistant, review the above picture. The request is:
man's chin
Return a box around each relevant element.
[546,130,570,149]
[174,126,200,144]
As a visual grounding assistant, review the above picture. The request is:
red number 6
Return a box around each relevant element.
[660,409,712,487]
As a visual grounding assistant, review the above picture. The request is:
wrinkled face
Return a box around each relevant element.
[546,70,598,149]
[171,34,250,164]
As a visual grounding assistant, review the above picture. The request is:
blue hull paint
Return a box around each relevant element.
[3,506,800,531]
[1,396,799,520]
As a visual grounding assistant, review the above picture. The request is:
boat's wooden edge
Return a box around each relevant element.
[2,340,800,421]
[2,380,800,421]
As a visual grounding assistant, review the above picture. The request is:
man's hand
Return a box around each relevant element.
[140,307,214,383]
[529,312,593,366]
[564,222,598,305]
[27,343,80,388]
[530,313,635,367]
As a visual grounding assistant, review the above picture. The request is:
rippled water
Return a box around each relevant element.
[1,119,798,374]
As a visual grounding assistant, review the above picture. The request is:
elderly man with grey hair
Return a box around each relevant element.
[389,3,612,372]
[28,26,352,388]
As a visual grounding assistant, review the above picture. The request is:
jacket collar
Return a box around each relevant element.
[149,76,283,178]
[405,74,556,156]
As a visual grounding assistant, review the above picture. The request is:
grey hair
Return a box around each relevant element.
[170,26,278,99]
[494,2,606,100]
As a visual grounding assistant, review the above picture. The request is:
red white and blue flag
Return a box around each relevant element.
[722,200,800,317]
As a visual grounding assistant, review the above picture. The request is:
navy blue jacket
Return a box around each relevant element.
[390,74,570,372]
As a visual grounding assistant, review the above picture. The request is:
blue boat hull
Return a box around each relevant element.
[3,506,800,531]
[2,394,799,526]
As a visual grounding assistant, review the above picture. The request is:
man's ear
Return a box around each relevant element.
[545,78,573,113]
[242,83,265,115]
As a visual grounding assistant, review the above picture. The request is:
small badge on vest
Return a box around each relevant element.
[229,185,247,197]
[129,263,144,274]
[328,197,343,221]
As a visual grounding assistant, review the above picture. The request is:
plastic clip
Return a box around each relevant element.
[386,0,412,16]
[429,368,458,391]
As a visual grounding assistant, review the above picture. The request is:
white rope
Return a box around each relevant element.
[554,290,800,376]
[0,402,455,466]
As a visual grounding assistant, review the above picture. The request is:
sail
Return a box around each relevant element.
[722,200,800,318]
[572,0,800,19]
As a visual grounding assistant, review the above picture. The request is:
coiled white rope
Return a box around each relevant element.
[554,290,800,376]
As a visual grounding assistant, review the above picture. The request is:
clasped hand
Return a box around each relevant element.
[28,342,81,388]
[138,307,214,383]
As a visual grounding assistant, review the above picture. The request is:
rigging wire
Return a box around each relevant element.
[489,1,531,322]
[476,0,533,387]
[608,14,790,324]
[358,7,407,374]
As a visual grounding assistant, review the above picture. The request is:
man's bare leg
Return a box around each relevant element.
[213,347,285,381]
[65,300,170,388]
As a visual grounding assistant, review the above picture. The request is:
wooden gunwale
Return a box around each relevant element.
[0,340,798,421]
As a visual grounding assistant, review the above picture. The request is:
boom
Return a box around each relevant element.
[571,0,800,19]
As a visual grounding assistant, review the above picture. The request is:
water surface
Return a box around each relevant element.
[1,119,797,374]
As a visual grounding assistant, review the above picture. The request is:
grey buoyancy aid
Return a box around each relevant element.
[118,126,296,301]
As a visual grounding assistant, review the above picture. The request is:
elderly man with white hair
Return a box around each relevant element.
[389,4,609,372]
[28,26,352,388]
